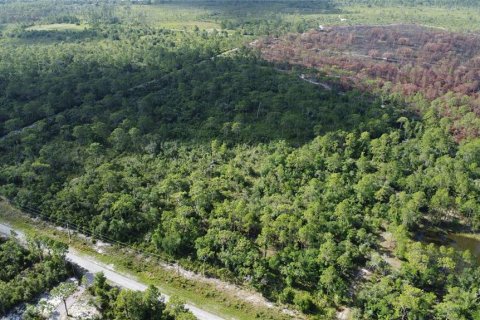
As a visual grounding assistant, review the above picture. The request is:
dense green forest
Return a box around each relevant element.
[0,236,71,315]
[1,0,480,318]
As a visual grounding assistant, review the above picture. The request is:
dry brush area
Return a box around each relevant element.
[254,24,480,139]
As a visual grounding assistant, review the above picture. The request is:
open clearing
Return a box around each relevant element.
[26,24,88,32]
[131,4,221,30]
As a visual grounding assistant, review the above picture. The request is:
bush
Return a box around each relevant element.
[293,291,315,313]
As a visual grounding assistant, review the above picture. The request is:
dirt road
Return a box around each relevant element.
[0,223,225,320]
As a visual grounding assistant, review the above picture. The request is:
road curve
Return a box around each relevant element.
[0,223,225,320]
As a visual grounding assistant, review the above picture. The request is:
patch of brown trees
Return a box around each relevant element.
[254,24,480,139]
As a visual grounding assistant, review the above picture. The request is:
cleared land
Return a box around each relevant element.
[26,23,88,31]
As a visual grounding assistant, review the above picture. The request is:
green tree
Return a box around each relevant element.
[50,282,77,317]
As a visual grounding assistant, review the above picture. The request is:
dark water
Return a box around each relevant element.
[448,233,480,263]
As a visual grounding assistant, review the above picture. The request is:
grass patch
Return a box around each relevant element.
[299,5,480,32]
[129,2,480,33]
[130,4,221,30]
[26,23,88,32]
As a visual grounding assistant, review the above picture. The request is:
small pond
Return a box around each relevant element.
[419,230,480,263]
[447,233,480,263]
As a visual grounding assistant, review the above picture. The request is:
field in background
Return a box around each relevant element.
[3,1,480,34]
[130,4,221,30]
[26,23,88,31]
[297,5,480,32]
[135,2,480,33]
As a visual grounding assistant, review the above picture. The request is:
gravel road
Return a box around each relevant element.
[0,223,225,320]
